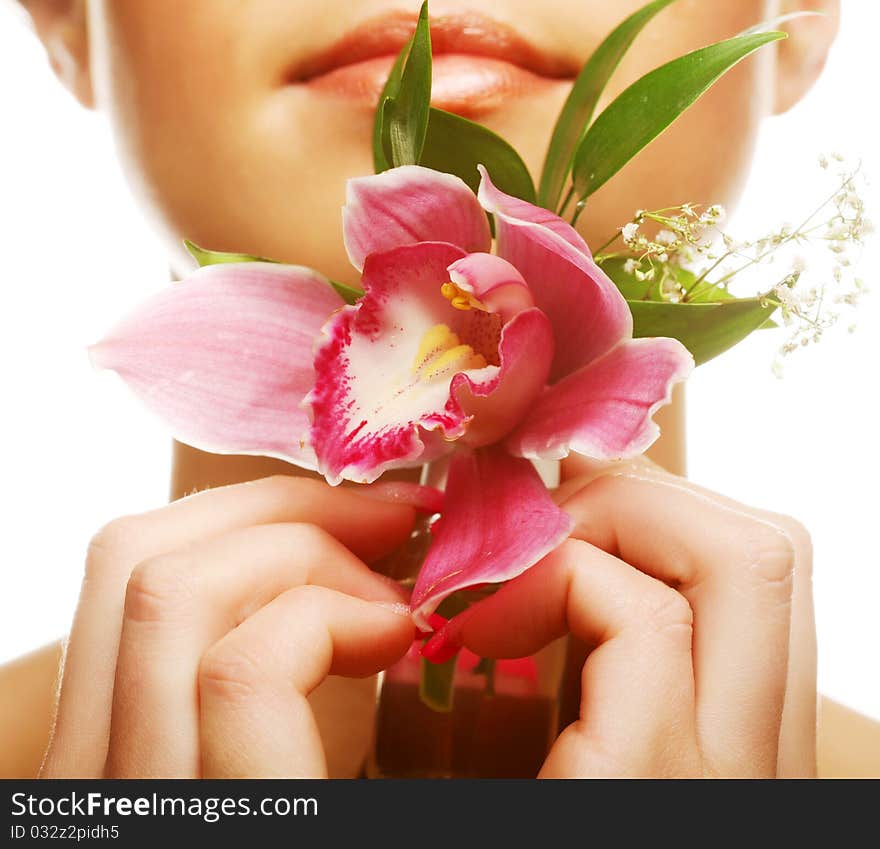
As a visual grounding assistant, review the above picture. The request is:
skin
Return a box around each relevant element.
[5,0,878,778]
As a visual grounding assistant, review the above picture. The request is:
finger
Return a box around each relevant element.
[562,454,816,776]
[428,540,699,777]
[102,522,409,777]
[560,470,795,776]
[43,475,415,777]
[198,587,413,778]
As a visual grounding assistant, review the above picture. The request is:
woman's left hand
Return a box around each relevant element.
[426,457,816,778]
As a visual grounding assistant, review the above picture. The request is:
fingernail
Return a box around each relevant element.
[420,624,461,664]
[358,482,444,515]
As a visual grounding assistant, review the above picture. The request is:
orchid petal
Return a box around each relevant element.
[90,263,343,467]
[506,337,694,462]
[452,307,553,446]
[343,165,492,271]
[410,446,574,629]
[478,165,591,256]
[307,241,494,485]
[477,165,633,381]
[446,252,534,321]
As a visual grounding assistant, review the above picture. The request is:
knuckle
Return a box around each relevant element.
[283,521,332,551]
[198,642,265,701]
[764,512,813,579]
[285,583,331,614]
[123,553,196,624]
[641,586,694,638]
[84,515,146,582]
[584,472,622,502]
[738,521,796,589]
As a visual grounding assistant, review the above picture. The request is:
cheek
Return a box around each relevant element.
[90,0,363,280]
[583,55,773,245]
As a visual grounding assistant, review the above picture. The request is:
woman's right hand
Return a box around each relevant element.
[40,475,419,778]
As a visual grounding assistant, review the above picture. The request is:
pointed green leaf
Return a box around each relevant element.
[329,279,364,305]
[372,53,407,173]
[571,30,786,202]
[385,2,432,167]
[419,107,536,202]
[538,0,678,211]
[184,240,278,267]
[629,295,779,366]
[685,278,736,303]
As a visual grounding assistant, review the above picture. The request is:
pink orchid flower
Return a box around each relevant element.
[91,165,693,628]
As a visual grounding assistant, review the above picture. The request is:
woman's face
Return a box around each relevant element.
[84,0,782,281]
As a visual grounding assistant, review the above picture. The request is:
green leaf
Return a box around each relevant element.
[419,107,536,202]
[385,2,432,167]
[372,53,407,173]
[419,656,457,713]
[629,295,779,366]
[684,278,736,304]
[601,256,778,363]
[538,0,678,212]
[571,30,786,202]
[329,279,364,305]
[184,240,278,267]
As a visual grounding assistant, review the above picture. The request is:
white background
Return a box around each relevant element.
[1,5,878,719]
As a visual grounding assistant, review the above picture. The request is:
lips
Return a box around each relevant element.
[290,11,576,118]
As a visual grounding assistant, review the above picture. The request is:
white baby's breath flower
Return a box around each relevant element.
[827,221,850,241]
[622,222,639,243]
[609,160,869,378]
[700,204,726,225]
[773,284,799,309]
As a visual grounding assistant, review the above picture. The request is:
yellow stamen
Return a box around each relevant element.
[441,281,489,312]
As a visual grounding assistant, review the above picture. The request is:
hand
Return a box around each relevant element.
[41,475,418,778]
[426,457,816,778]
